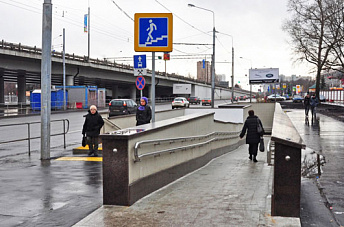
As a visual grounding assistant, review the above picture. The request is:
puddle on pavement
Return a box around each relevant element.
[301,147,326,178]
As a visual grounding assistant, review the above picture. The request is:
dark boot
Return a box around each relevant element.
[88,150,94,156]
[253,156,258,162]
[249,155,252,160]
[93,151,98,157]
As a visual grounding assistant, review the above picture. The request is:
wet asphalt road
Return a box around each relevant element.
[0,150,103,227]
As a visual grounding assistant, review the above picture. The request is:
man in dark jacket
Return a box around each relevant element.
[82,105,104,157]
[239,110,264,162]
[310,94,319,120]
[136,97,152,126]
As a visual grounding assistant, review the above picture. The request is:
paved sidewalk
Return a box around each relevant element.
[74,141,300,227]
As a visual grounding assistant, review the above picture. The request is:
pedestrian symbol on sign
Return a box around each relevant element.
[134,13,173,52]
[139,18,168,47]
[146,19,157,42]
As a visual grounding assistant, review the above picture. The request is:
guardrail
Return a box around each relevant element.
[0,119,69,155]
[0,40,208,84]
[134,131,240,162]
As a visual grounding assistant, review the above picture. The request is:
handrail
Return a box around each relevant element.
[134,131,240,162]
[102,118,121,133]
[0,119,69,155]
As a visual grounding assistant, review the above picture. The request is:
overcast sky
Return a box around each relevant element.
[0,0,314,90]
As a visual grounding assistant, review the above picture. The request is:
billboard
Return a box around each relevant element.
[173,84,191,94]
[249,68,279,84]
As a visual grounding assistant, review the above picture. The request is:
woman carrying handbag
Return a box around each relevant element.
[239,110,265,162]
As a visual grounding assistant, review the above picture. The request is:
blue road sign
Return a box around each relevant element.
[136,76,145,90]
[139,18,168,47]
[134,55,146,68]
[134,13,173,52]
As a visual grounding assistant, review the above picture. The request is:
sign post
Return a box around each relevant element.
[134,13,173,123]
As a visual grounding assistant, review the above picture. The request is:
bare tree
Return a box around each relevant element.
[324,0,344,73]
[283,0,342,96]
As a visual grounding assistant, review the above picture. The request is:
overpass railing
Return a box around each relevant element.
[0,40,208,84]
[0,119,69,155]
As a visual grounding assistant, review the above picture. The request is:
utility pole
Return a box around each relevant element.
[41,0,52,160]
[63,28,66,110]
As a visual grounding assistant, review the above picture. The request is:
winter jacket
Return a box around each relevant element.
[304,96,310,107]
[82,110,104,137]
[240,115,264,144]
[310,97,319,107]
[136,105,152,126]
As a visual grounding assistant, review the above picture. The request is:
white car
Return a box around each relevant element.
[267,94,286,101]
[172,97,190,109]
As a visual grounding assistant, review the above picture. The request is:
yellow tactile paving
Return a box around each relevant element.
[74,144,103,150]
[56,157,103,162]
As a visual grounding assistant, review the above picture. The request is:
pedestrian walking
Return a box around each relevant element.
[310,93,319,120]
[239,110,264,162]
[304,93,311,118]
[136,97,152,126]
[82,105,104,157]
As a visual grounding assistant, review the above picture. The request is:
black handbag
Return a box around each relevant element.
[82,136,87,147]
[257,119,263,135]
[259,137,265,152]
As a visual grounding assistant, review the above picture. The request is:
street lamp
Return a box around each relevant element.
[239,57,252,103]
[218,32,234,103]
[188,3,216,108]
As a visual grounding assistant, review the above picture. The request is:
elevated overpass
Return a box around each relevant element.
[0,40,253,104]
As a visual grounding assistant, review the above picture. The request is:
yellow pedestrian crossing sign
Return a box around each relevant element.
[134,13,173,52]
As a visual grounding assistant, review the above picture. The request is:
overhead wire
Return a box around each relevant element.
[3,0,215,66]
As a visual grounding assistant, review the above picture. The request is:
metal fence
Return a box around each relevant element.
[0,119,69,155]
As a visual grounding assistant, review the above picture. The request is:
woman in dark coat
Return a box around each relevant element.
[239,110,264,162]
[136,97,152,126]
[82,105,104,157]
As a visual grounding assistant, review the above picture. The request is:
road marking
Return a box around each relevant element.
[56,157,102,162]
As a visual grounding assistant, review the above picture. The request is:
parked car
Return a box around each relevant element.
[267,94,286,102]
[292,95,304,103]
[239,95,247,100]
[108,99,137,117]
[283,94,291,100]
[188,96,201,104]
[172,97,190,109]
[231,96,238,102]
[202,98,212,106]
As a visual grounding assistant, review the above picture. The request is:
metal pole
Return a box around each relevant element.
[88,7,90,62]
[231,47,234,103]
[41,0,52,160]
[28,123,31,156]
[63,119,66,148]
[211,26,215,108]
[151,52,155,122]
[250,85,252,103]
[63,28,66,110]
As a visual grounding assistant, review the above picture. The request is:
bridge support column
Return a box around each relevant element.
[0,68,4,105]
[147,84,152,101]
[17,70,26,105]
[111,85,118,99]
[66,75,74,86]
[130,86,136,101]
